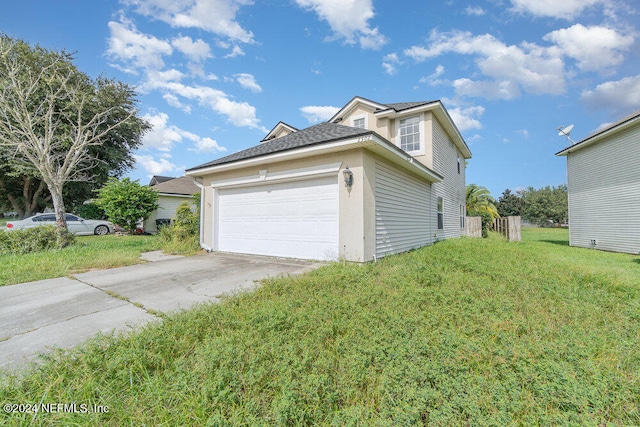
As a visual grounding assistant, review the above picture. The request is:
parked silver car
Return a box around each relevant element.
[5,213,115,235]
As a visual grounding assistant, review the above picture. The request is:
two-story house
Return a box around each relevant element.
[185,96,471,262]
[556,109,640,254]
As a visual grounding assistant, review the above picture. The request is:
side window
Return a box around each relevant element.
[65,214,80,222]
[437,197,444,230]
[38,214,56,222]
[399,116,421,152]
[460,205,465,228]
[457,156,461,174]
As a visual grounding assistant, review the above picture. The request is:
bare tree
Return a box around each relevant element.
[0,37,140,245]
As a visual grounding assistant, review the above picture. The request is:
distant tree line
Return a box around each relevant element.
[496,185,568,226]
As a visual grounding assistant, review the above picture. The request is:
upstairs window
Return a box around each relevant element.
[399,116,420,152]
[353,117,366,129]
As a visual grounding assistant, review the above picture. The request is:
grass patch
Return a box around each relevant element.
[1,229,639,425]
[0,234,161,286]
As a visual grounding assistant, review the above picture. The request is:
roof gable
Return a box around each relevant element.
[261,121,299,142]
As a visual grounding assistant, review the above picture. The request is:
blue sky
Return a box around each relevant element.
[1,0,639,198]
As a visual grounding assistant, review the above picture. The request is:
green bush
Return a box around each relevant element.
[0,226,75,255]
[478,211,493,238]
[74,203,106,220]
[158,202,200,255]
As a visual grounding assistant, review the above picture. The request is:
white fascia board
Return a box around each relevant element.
[185,135,375,176]
[329,96,387,123]
[209,162,343,189]
[556,113,640,156]
[187,133,442,184]
[373,101,440,119]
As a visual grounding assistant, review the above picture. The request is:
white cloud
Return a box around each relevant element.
[405,30,566,99]
[141,111,227,155]
[171,36,212,62]
[294,0,388,49]
[510,0,606,19]
[235,73,262,92]
[189,137,226,153]
[107,20,172,71]
[125,0,255,43]
[300,105,340,123]
[465,6,485,16]
[134,154,178,176]
[382,53,401,75]
[581,75,640,115]
[447,104,485,132]
[419,64,445,85]
[543,24,634,72]
[141,112,189,151]
[224,45,245,58]
[163,93,192,113]
[142,79,265,130]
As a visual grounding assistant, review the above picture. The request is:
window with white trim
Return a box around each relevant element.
[437,197,444,230]
[399,116,420,152]
[460,204,465,228]
[352,117,365,129]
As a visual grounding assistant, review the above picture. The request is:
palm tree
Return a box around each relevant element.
[466,184,500,219]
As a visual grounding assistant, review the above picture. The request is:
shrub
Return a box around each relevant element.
[74,203,106,220]
[479,211,493,238]
[158,201,200,255]
[0,226,75,255]
[95,178,159,234]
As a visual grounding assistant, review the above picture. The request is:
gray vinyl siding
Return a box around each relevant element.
[432,119,466,241]
[375,159,432,258]
[566,125,640,254]
[144,195,193,233]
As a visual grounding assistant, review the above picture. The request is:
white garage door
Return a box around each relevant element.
[217,175,339,260]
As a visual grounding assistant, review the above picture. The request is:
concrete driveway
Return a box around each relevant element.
[0,252,320,372]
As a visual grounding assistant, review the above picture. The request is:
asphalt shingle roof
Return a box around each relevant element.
[151,176,200,195]
[187,122,372,171]
[382,101,437,112]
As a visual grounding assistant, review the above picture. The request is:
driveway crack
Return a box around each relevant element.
[70,276,166,319]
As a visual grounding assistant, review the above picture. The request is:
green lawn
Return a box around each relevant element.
[0,234,161,286]
[1,229,639,425]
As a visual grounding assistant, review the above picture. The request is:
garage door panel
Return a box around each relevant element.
[217,175,338,260]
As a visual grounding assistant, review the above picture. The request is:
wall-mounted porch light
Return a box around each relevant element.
[342,166,353,188]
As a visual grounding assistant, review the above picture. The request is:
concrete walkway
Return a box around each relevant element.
[0,252,320,372]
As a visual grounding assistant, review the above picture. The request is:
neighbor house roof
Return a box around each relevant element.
[151,176,200,196]
[556,109,640,156]
[149,175,175,186]
[187,122,372,171]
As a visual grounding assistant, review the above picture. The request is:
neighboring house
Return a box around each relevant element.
[148,175,175,186]
[185,96,471,261]
[556,110,640,255]
[144,176,200,233]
